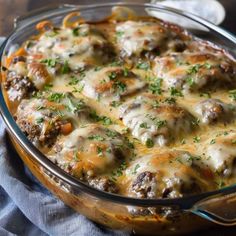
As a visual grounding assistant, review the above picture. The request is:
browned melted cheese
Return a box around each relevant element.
[3,8,236,198]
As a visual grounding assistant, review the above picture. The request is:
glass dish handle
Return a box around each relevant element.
[14,4,78,30]
[190,192,236,226]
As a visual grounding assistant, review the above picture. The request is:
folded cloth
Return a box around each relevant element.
[0,120,129,235]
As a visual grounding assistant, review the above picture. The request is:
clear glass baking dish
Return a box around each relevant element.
[1,2,236,235]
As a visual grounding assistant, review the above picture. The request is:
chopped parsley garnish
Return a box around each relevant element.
[89,111,113,126]
[116,31,125,37]
[132,164,140,175]
[123,68,129,77]
[146,138,154,148]
[175,157,183,164]
[193,136,201,143]
[122,127,129,134]
[152,100,159,109]
[68,76,80,85]
[88,135,105,141]
[108,71,117,80]
[140,122,149,129]
[111,161,127,180]
[181,139,186,144]
[106,147,112,153]
[72,27,88,37]
[109,60,123,67]
[72,27,80,36]
[187,64,201,74]
[155,119,167,129]
[217,179,225,189]
[210,139,216,145]
[40,58,57,67]
[32,91,44,99]
[232,140,236,144]
[97,147,103,157]
[192,118,200,127]
[94,66,102,71]
[55,110,65,118]
[169,87,183,97]
[89,110,100,121]
[113,81,127,94]
[72,84,84,93]
[25,41,34,49]
[61,60,70,74]
[73,152,80,162]
[100,116,113,126]
[149,78,163,95]
[200,92,211,98]
[145,114,167,129]
[185,77,195,87]
[47,92,65,103]
[66,97,84,113]
[125,138,134,149]
[36,105,45,111]
[186,155,201,162]
[43,83,53,91]
[46,29,59,37]
[164,97,176,105]
[110,101,121,107]
[229,90,236,101]
[136,61,150,70]
[36,117,44,124]
[105,129,117,138]
[204,62,212,69]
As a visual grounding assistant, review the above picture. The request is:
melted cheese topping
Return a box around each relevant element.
[3,11,236,198]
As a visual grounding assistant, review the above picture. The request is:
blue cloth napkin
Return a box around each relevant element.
[0,119,129,236]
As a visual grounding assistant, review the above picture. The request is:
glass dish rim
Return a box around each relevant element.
[1,1,236,209]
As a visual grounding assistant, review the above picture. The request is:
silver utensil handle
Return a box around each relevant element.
[190,192,236,226]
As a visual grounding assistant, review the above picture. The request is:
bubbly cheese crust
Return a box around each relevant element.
[3,10,236,199]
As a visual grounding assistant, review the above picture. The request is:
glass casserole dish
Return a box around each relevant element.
[1,2,236,235]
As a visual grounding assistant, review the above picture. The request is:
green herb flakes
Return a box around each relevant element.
[40,58,57,68]
[149,78,163,95]
[88,135,105,141]
[229,90,236,101]
[36,117,44,124]
[132,164,140,175]
[61,60,70,74]
[100,116,113,126]
[187,64,201,74]
[113,81,127,94]
[169,87,183,97]
[136,61,150,70]
[110,101,121,107]
[68,76,80,85]
[210,139,216,145]
[164,97,176,105]
[97,147,103,157]
[116,31,124,37]
[140,122,149,129]
[105,129,117,138]
[200,92,211,98]
[193,136,201,143]
[43,83,53,91]
[47,92,65,103]
[146,138,154,148]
